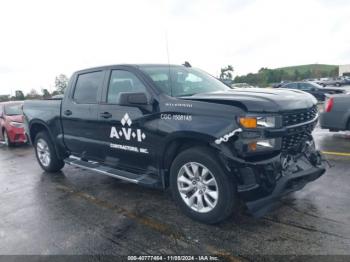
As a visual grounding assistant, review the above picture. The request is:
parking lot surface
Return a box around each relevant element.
[0,127,350,260]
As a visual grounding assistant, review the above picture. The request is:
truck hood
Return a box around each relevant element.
[183,88,317,112]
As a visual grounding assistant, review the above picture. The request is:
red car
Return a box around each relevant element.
[0,101,27,147]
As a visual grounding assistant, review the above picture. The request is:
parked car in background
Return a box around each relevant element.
[231,83,255,88]
[51,94,64,99]
[271,80,291,88]
[316,77,350,87]
[279,81,345,101]
[320,94,350,131]
[0,101,27,147]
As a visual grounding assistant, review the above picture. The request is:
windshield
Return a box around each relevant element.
[140,66,231,97]
[4,104,23,116]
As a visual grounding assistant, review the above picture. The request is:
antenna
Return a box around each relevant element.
[165,30,172,97]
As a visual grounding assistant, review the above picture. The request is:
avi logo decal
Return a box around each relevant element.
[110,113,146,142]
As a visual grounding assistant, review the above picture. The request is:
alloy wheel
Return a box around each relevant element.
[177,162,219,213]
[36,138,51,167]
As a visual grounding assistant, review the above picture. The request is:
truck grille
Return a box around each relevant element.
[282,132,311,151]
[282,105,318,127]
[281,106,318,152]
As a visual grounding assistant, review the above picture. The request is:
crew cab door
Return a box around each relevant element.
[97,68,157,173]
[61,70,106,161]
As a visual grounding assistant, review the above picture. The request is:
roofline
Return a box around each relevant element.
[74,64,186,74]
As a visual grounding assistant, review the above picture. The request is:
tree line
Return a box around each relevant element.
[0,74,69,102]
[219,65,339,87]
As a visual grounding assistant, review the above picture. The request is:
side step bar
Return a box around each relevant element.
[64,157,161,188]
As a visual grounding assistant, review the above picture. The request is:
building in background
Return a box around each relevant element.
[339,64,350,76]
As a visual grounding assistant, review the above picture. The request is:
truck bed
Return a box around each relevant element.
[23,99,63,144]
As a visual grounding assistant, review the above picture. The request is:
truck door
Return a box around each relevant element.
[61,70,106,161]
[97,69,157,173]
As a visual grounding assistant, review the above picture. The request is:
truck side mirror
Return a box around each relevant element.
[118,92,150,106]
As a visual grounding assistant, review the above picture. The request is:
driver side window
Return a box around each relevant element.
[107,70,147,104]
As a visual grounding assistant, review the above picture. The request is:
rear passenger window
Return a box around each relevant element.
[107,70,147,104]
[73,71,104,104]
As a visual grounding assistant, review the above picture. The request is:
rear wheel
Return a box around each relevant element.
[170,147,238,224]
[34,131,64,172]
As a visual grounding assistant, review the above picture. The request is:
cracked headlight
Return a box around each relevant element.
[248,139,276,152]
[256,116,276,128]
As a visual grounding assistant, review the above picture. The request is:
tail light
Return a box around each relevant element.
[325,97,334,112]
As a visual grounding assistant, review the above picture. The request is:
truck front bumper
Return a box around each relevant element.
[226,144,326,217]
[243,164,325,217]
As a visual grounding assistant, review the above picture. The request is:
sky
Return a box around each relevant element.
[0,0,350,95]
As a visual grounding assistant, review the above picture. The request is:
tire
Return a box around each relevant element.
[169,147,238,224]
[34,131,64,172]
[3,130,14,147]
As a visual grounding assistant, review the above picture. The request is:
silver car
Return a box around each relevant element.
[320,94,350,131]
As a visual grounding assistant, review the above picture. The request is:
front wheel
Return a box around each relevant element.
[34,131,64,172]
[170,147,238,224]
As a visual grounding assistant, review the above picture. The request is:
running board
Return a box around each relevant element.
[64,157,161,188]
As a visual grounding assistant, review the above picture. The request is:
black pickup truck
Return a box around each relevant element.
[24,64,325,224]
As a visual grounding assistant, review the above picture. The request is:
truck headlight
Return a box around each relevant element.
[9,121,24,128]
[256,116,275,128]
[239,116,276,128]
[247,138,277,152]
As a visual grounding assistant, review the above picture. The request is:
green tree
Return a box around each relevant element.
[294,69,301,81]
[42,89,51,99]
[220,65,234,80]
[54,74,69,94]
[0,95,10,102]
[14,90,25,100]
[26,89,41,100]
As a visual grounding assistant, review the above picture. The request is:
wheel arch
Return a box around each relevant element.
[28,120,66,159]
[29,120,51,144]
[159,132,228,187]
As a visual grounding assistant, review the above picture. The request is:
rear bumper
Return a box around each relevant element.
[319,112,346,131]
